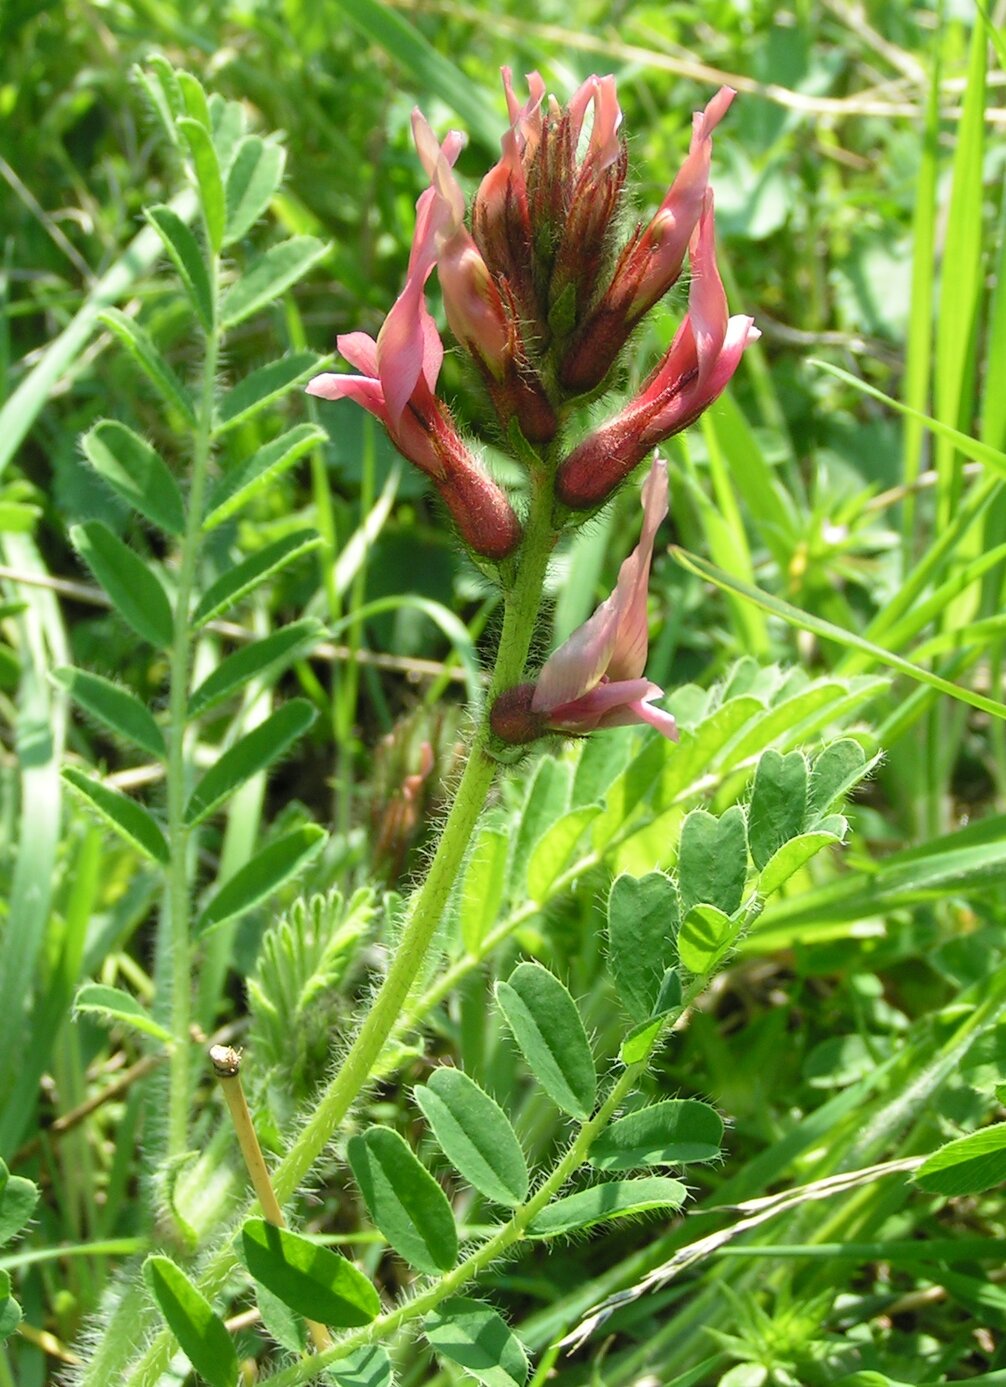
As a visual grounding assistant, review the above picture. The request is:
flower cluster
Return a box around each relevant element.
[308,69,756,744]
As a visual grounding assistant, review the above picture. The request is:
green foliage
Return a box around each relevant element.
[143,1256,238,1387]
[197,824,328,935]
[415,1067,530,1206]
[526,1176,689,1238]
[241,1219,380,1327]
[347,1125,458,1274]
[496,962,597,1119]
[424,1297,529,1387]
[590,1100,724,1171]
[915,1122,1006,1197]
[73,983,173,1045]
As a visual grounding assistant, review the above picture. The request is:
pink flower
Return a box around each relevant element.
[556,194,759,510]
[491,457,679,744]
[559,87,735,394]
[306,321,521,561]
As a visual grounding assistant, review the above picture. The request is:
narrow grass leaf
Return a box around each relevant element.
[70,522,173,648]
[97,309,195,425]
[178,116,226,251]
[224,136,286,244]
[414,1068,529,1206]
[424,1297,528,1387]
[62,767,169,865]
[495,962,596,1119]
[678,807,747,916]
[184,699,316,825]
[0,1160,40,1245]
[144,205,214,330]
[52,666,165,756]
[143,1256,237,1387]
[220,237,328,329]
[81,420,185,537]
[187,619,324,718]
[192,530,321,627]
[677,904,734,975]
[747,750,807,869]
[214,352,326,434]
[915,1123,1006,1197]
[607,872,679,1021]
[197,824,326,935]
[331,0,500,150]
[590,1100,724,1171]
[460,827,509,954]
[73,983,173,1046]
[241,1219,379,1327]
[527,1177,687,1237]
[346,1126,457,1275]
[203,423,326,530]
[672,547,1006,723]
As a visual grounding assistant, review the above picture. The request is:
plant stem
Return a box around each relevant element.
[163,254,219,1158]
[273,468,556,1203]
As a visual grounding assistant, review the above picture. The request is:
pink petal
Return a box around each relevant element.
[532,593,621,713]
[336,332,379,376]
[305,373,386,422]
[605,457,669,681]
[688,193,728,392]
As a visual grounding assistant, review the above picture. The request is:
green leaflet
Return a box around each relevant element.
[607,872,679,1021]
[143,1256,237,1387]
[527,1176,688,1237]
[73,983,173,1046]
[224,135,286,244]
[677,904,734,976]
[757,830,843,898]
[144,204,214,330]
[80,419,185,536]
[496,962,596,1119]
[52,666,165,756]
[915,1123,1006,1197]
[590,1100,724,1171]
[62,768,169,865]
[183,699,317,826]
[460,826,509,955]
[347,1126,457,1275]
[97,308,195,424]
[192,530,322,627]
[187,619,325,718]
[415,1068,529,1206]
[424,1297,529,1387]
[197,824,326,935]
[678,807,748,917]
[241,1219,379,1327]
[178,115,226,250]
[329,1346,394,1387]
[526,805,600,901]
[214,352,326,434]
[748,750,808,870]
[70,522,173,648]
[0,1159,40,1246]
[219,236,328,328]
[203,423,326,530]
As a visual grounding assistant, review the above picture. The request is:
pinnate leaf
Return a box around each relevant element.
[52,666,165,756]
[415,1068,528,1206]
[527,1176,687,1237]
[241,1219,379,1327]
[70,521,173,648]
[215,352,325,434]
[62,767,169,864]
[590,1099,723,1171]
[220,237,328,328]
[184,699,316,826]
[197,824,326,935]
[495,962,596,1119]
[347,1126,457,1274]
[81,420,185,536]
[192,530,321,627]
[678,806,748,916]
[143,1256,237,1387]
[424,1297,528,1387]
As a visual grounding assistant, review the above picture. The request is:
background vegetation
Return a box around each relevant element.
[1,0,1005,1383]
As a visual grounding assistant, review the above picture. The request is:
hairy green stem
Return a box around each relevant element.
[163,255,219,1158]
[273,466,556,1202]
